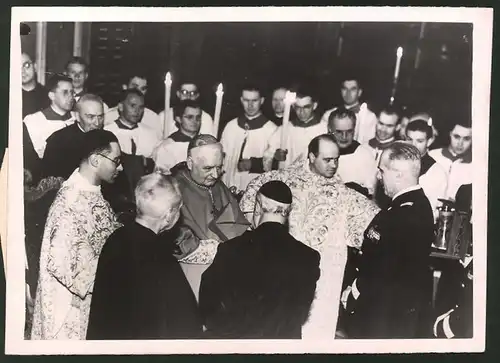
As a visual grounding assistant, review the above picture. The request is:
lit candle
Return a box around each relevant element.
[280,91,296,164]
[394,46,403,80]
[213,83,224,137]
[163,72,172,139]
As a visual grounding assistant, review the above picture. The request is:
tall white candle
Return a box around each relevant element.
[163,72,172,139]
[213,83,224,138]
[394,46,403,80]
[280,91,296,156]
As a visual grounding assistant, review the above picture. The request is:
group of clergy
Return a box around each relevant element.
[21,51,473,340]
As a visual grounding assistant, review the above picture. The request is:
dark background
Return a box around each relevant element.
[20,21,472,146]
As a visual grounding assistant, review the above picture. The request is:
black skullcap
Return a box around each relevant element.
[258,180,293,204]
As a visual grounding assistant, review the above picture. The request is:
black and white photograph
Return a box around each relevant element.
[5,6,492,354]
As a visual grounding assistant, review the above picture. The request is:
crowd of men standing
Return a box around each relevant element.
[21,51,473,341]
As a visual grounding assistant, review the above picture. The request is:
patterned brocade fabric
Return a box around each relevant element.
[31,171,122,340]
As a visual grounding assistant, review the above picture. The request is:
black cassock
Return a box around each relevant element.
[199,222,320,339]
[344,188,435,339]
[86,222,203,340]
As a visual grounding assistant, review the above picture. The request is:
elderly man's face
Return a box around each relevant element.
[188,144,224,187]
[119,93,145,125]
[377,151,399,198]
[309,139,339,178]
[330,117,355,149]
[77,100,104,132]
[158,196,183,233]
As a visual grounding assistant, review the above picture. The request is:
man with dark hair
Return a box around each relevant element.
[43,94,106,179]
[321,75,377,144]
[104,72,160,135]
[171,134,250,301]
[241,134,379,338]
[428,119,472,201]
[24,74,76,158]
[267,86,287,126]
[221,84,277,192]
[406,119,448,218]
[264,87,327,171]
[159,79,215,136]
[199,181,320,339]
[152,100,202,173]
[87,173,203,340]
[327,107,378,196]
[31,129,123,340]
[64,56,89,102]
[366,104,402,162]
[21,52,50,118]
[342,142,434,339]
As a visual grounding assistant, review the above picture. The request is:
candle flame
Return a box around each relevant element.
[397,47,403,57]
[428,117,433,127]
[216,83,223,93]
[285,91,296,103]
[165,72,172,84]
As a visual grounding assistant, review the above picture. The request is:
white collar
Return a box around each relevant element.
[392,185,421,201]
[67,169,101,192]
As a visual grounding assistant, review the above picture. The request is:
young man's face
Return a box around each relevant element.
[293,96,317,123]
[21,53,36,85]
[66,62,88,91]
[449,125,472,156]
[49,81,75,112]
[309,139,339,178]
[96,142,123,184]
[241,90,264,117]
[271,88,286,115]
[126,76,148,96]
[341,80,362,106]
[330,117,355,149]
[406,130,430,156]
[376,112,399,141]
[119,93,145,125]
[178,106,202,135]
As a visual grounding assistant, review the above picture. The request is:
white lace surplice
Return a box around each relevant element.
[239,160,380,339]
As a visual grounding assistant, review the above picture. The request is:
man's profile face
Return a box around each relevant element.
[126,76,148,96]
[178,106,202,135]
[341,80,362,106]
[119,93,145,125]
[271,88,286,115]
[188,145,224,187]
[78,100,104,132]
[252,195,264,229]
[96,142,123,184]
[177,83,199,101]
[49,81,75,112]
[449,125,472,156]
[377,151,398,198]
[309,139,339,178]
[406,130,429,157]
[330,117,355,149]
[376,112,399,141]
[66,62,88,91]
[293,96,317,123]
[241,90,263,117]
[21,53,35,85]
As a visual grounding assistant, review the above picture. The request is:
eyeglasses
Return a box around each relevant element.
[22,61,33,70]
[98,154,121,166]
[179,90,199,97]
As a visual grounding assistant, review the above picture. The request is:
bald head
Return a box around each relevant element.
[75,94,105,132]
[135,173,183,233]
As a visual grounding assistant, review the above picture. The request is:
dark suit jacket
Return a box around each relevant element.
[346,188,435,339]
[86,222,203,340]
[199,222,320,339]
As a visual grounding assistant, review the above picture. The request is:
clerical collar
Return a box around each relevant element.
[345,102,361,113]
[442,147,472,164]
[75,121,86,133]
[368,137,395,149]
[420,153,436,176]
[115,118,138,130]
[237,113,268,130]
[169,130,194,142]
[392,185,421,201]
[42,105,72,121]
[68,169,101,192]
[74,89,86,99]
[290,114,321,128]
[339,140,360,156]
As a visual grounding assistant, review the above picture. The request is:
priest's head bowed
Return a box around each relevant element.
[187,134,224,187]
[253,180,293,229]
[135,172,183,234]
[308,134,340,179]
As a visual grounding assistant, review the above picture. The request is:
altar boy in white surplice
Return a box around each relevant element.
[220,85,277,193]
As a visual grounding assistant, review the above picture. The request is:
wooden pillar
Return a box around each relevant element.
[73,22,83,57]
[35,22,47,85]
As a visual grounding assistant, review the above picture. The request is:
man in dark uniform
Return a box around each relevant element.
[342,142,435,339]
[199,181,321,339]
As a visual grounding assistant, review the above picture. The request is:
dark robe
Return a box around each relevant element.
[22,83,50,119]
[344,188,435,339]
[86,222,203,340]
[199,222,321,339]
[42,122,86,179]
[23,123,42,185]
